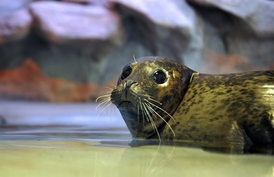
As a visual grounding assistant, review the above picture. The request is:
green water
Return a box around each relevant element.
[0,101,273,177]
[0,128,273,177]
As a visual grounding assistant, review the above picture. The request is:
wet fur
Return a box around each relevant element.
[103,57,274,146]
[162,72,274,145]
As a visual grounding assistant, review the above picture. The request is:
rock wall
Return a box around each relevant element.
[0,0,273,102]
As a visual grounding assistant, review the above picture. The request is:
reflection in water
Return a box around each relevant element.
[119,145,274,177]
[0,102,273,176]
[1,140,273,177]
[0,129,274,177]
[127,139,274,155]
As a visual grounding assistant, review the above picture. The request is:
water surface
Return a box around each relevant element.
[0,101,273,177]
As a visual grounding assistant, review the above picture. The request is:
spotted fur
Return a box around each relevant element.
[110,57,274,146]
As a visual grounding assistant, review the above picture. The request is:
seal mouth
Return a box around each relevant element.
[118,101,133,108]
[117,101,137,116]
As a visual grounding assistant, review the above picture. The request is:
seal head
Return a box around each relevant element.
[111,57,194,139]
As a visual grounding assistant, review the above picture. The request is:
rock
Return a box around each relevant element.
[0,0,32,17]
[0,8,32,43]
[187,0,274,35]
[0,59,117,102]
[30,1,122,42]
[188,0,274,72]
[61,0,96,5]
[0,59,53,101]
[0,0,274,102]
[105,0,204,70]
[29,1,123,62]
[0,27,122,86]
[202,49,254,73]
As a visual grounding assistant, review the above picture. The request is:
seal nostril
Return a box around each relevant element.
[125,80,137,89]
[123,80,137,100]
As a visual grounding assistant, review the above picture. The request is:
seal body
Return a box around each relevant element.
[110,57,274,146]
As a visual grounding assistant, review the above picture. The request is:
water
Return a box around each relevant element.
[0,101,273,177]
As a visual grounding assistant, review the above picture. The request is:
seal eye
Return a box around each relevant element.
[121,66,132,80]
[152,70,167,84]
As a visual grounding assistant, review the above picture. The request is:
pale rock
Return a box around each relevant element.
[30,1,122,42]
[0,8,32,42]
[106,0,204,70]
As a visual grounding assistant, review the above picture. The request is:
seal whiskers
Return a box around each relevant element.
[140,100,150,122]
[142,102,161,141]
[110,56,192,142]
[95,93,113,118]
[153,56,158,64]
[110,56,274,146]
[144,102,176,137]
[132,55,137,64]
[144,99,175,122]
[133,95,176,139]
[147,97,162,106]
[139,99,148,128]
[137,99,140,124]
[95,86,114,108]
[95,94,111,110]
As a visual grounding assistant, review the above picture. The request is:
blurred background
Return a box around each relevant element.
[1,2,274,176]
[0,0,274,102]
[0,0,274,127]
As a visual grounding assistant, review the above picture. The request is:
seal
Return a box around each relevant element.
[107,56,274,146]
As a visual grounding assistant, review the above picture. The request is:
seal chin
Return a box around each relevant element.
[118,101,133,108]
[117,101,137,113]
